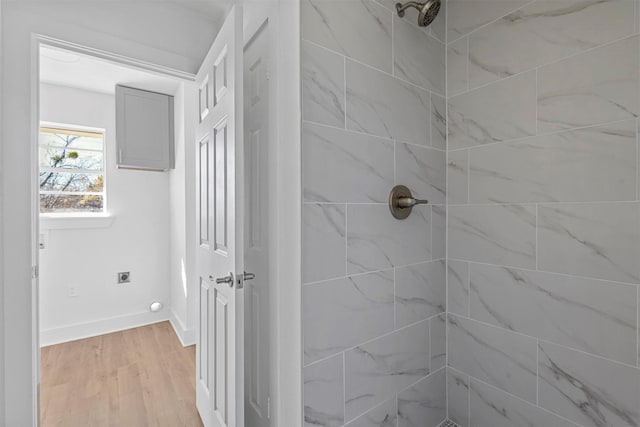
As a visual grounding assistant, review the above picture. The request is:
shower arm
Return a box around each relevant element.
[395,1,422,16]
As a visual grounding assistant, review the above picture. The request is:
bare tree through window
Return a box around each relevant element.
[39,126,105,213]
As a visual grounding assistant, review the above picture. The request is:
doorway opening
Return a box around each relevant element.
[32,12,278,423]
[36,43,203,425]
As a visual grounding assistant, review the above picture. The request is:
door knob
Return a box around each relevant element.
[211,272,235,287]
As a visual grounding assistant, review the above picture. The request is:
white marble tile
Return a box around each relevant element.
[448,72,536,149]
[302,0,392,73]
[468,0,635,89]
[344,397,397,427]
[447,260,469,317]
[346,60,431,146]
[302,41,346,127]
[431,205,446,260]
[447,314,538,403]
[470,379,578,427]
[394,16,445,95]
[538,341,640,427]
[396,142,446,205]
[447,37,469,97]
[430,314,446,371]
[447,149,468,204]
[447,0,530,41]
[538,35,640,133]
[304,270,395,364]
[347,204,431,274]
[398,369,446,427]
[304,354,345,427]
[345,321,430,421]
[431,94,447,150]
[469,263,637,365]
[303,122,395,203]
[448,368,470,427]
[538,203,640,283]
[396,260,446,328]
[448,204,536,268]
[303,204,346,284]
[469,120,637,203]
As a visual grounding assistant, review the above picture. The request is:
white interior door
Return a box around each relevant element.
[195,6,244,427]
[244,23,271,427]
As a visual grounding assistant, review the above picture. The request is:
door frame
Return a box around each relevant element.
[18,1,302,423]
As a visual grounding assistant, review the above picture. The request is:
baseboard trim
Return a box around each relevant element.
[40,310,170,347]
[169,309,195,347]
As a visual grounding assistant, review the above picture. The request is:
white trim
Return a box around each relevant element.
[39,214,114,230]
[35,34,197,82]
[39,310,170,347]
[169,309,196,347]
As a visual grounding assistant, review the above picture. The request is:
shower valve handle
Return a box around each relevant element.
[397,196,429,208]
[389,185,428,220]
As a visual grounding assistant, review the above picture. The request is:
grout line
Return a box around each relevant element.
[391,11,395,77]
[535,204,538,271]
[301,119,446,153]
[465,148,470,204]
[466,262,470,318]
[393,267,397,331]
[535,339,539,405]
[446,0,536,46]
[447,199,640,207]
[534,68,538,135]
[430,205,434,261]
[464,375,581,427]
[301,38,443,96]
[344,203,348,279]
[448,312,640,370]
[303,315,441,368]
[428,316,433,373]
[343,55,347,128]
[467,368,471,426]
[449,33,638,98]
[447,257,640,288]
[447,117,638,153]
[343,351,346,424]
[465,36,469,94]
[303,255,447,286]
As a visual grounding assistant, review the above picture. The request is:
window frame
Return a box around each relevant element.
[38,121,108,217]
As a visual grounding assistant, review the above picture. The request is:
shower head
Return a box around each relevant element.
[395,0,441,27]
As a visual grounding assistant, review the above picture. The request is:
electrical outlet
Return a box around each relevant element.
[68,286,78,297]
[118,272,131,284]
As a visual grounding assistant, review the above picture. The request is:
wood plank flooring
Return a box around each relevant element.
[40,321,204,427]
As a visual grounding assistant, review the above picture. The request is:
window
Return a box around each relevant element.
[39,124,106,214]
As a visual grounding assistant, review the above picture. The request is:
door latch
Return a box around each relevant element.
[235,271,255,289]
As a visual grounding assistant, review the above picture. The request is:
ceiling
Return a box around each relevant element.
[39,45,183,96]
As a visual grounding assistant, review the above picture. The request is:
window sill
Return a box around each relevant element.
[40,214,114,230]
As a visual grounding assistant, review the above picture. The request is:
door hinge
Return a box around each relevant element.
[32,265,39,279]
[267,395,271,419]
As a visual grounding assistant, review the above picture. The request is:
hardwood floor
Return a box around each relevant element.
[40,321,204,427]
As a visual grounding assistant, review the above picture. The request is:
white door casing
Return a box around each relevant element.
[195,6,244,427]
[243,21,271,427]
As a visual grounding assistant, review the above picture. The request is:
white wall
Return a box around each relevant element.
[38,83,171,345]
[168,82,197,346]
[1,2,215,423]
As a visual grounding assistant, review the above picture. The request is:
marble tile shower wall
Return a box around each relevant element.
[300,0,447,425]
[445,1,640,427]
